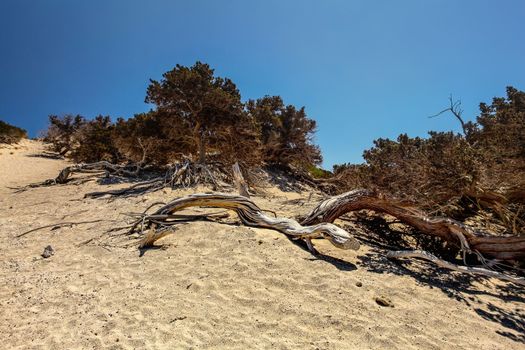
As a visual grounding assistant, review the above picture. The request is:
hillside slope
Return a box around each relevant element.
[0,141,523,349]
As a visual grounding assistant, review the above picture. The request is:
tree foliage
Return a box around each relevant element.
[44,115,86,154]
[42,61,322,173]
[69,116,119,163]
[246,95,322,168]
[145,61,260,166]
[333,86,525,234]
[467,86,525,189]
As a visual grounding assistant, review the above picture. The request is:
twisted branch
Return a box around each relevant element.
[129,193,360,251]
[301,189,525,261]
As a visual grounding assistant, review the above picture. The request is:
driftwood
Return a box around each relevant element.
[128,193,360,251]
[301,189,525,262]
[84,178,165,199]
[387,250,525,286]
[47,161,146,183]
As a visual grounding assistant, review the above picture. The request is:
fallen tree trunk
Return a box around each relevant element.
[84,178,165,199]
[301,189,525,261]
[51,161,146,184]
[129,193,360,251]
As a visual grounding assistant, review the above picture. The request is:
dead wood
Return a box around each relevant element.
[301,189,525,262]
[232,162,250,198]
[15,159,234,197]
[17,219,109,238]
[387,250,525,286]
[14,161,147,192]
[127,193,360,251]
[84,178,165,198]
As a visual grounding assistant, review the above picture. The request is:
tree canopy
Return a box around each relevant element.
[44,61,322,172]
[145,61,259,165]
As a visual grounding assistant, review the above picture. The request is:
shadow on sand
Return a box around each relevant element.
[347,217,525,344]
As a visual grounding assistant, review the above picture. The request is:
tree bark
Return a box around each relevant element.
[232,162,250,198]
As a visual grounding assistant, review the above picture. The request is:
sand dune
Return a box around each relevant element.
[0,140,523,349]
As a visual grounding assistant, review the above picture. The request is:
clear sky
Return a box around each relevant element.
[1,0,524,168]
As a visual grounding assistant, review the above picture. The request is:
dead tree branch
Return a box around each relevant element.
[17,219,109,238]
[127,193,360,251]
[387,250,525,286]
[301,189,525,261]
[429,95,468,135]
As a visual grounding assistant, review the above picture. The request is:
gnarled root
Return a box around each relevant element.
[14,161,147,192]
[129,193,360,251]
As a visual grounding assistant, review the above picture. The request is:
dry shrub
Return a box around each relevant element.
[43,114,86,154]
[246,95,322,169]
[113,112,182,166]
[41,62,323,182]
[334,86,525,235]
[69,116,119,163]
[468,86,525,190]
[0,120,27,144]
[44,115,119,163]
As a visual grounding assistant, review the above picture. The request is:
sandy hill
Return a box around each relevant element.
[0,140,523,349]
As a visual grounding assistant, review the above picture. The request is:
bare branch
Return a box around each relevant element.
[429,95,468,135]
[387,250,525,286]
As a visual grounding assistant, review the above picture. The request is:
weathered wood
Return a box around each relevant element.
[132,193,360,251]
[232,162,250,198]
[84,178,165,198]
[387,250,525,286]
[17,219,108,238]
[301,189,525,261]
[53,161,144,184]
[14,161,147,192]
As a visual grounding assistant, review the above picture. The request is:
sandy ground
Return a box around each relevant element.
[0,140,524,349]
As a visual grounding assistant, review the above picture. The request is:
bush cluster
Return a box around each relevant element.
[334,86,525,234]
[44,62,321,172]
[0,120,27,144]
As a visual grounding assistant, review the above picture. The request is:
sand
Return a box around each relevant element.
[0,140,523,349]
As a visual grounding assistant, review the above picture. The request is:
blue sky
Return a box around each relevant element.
[1,0,524,168]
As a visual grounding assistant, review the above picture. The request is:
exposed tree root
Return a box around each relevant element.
[126,193,360,251]
[84,178,165,199]
[300,189,525,262]
[13,161,147,192]
[17,219,110,238]
[387,250,525,286]
[14,160,235,197]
